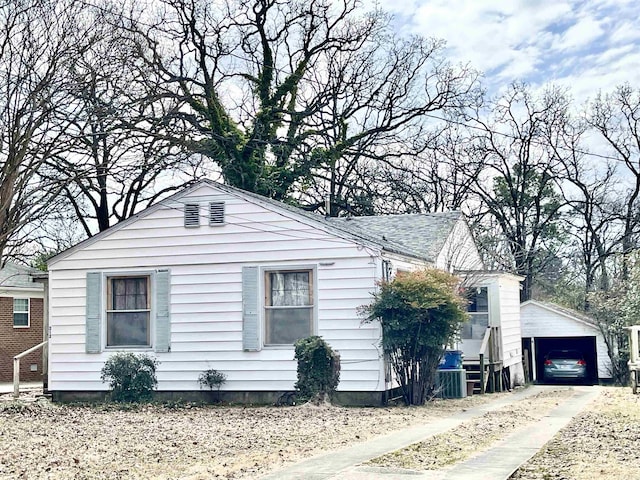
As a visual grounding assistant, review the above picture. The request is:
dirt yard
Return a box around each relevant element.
[0,386,637,480]
[511,387,640,480]
[0,390,504,479]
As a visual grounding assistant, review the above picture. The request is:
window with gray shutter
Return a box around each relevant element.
[209,201,225,225]
[85,272,102,353]
[184,203,200,227]
[155,269,171,353]
[242,266,260,351]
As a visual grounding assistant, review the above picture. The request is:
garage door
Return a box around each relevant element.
[534,336,598,383]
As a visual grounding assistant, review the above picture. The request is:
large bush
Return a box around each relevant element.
[294,336,340,402]
[360,269,468,405]
[100,352,159,403]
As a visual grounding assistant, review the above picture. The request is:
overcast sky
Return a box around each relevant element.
[378,0,640,103]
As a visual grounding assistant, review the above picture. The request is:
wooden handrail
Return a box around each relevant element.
[13,341,47,398]
[479,327,491,356]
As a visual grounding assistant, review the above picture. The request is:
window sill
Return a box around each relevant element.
[13,325,30,329]
[104,346,153,351]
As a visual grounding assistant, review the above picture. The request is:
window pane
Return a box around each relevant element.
[112,277,148,310]
[269,272,310,306]
[13,298,28,312]
[13,312,28,327]
[107,311,150,346]
[265,307,312,344]
[461,313,489,339]
[467,287,488,313]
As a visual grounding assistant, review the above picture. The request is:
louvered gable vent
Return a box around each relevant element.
[184,203,200,227]
[209,201,225,225]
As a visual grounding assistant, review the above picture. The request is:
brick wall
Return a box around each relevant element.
[0,296,44,382]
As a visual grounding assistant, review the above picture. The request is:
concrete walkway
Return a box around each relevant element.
[260,385,600,480]
[0,381,42,395]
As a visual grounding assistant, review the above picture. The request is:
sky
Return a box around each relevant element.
[377,0,640,103]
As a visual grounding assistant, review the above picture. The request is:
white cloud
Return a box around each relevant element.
[377,0,640,101]
[558,16,604,51]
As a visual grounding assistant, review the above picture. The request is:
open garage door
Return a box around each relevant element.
[534,336,598,384]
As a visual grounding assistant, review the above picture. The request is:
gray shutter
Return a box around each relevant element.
[85,272,102,354]
[242,266,260,351]
[155,269,171,353]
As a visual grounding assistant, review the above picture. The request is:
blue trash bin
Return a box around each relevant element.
[439,350,463,369]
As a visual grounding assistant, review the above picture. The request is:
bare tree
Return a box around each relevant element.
[467,84,569,301]
[41,5,204,236]
[124,0,480,204]
[556,138,619,307]
[0,0,82,262]
[586,84,640,282]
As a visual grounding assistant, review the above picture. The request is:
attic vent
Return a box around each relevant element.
[184,203,200,227]
[209,202,225,225]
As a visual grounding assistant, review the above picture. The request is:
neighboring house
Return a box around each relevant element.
[520,300,612,383]
[0,263,45,382]
[46,179,518,403]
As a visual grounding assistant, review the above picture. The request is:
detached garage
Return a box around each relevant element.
[521,300,612,383]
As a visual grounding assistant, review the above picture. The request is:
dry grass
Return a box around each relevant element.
[511,386,640,480]
[0,389,505,480]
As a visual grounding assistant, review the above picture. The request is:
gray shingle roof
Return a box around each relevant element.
[326,212,463,262]
[0,262,42,289]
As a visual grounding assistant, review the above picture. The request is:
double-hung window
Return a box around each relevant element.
[106,276,151,347]
[13,298,29,328]
[462,287,489,340]
[264,270,314,345]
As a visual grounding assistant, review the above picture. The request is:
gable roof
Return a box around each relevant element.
[49,179,468,265]
[0,262,43,289]
[521,300,598,329]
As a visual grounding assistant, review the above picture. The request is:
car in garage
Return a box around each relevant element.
[543,349,587,381]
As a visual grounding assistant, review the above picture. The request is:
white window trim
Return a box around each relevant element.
[13,297,30,329]
[102,271,156,350]
[260,265,318,349]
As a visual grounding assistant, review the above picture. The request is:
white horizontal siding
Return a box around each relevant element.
[521,302,611,379]
[498,277,523,369]
[48,184,385,393]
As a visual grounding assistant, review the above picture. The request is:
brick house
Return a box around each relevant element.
[0,263,45,383]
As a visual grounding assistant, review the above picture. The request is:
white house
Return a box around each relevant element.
[520,300,612,382]
[46,180,519,404]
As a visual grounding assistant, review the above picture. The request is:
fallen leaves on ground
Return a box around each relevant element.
[511,387,640,480]
[0,390,505,479]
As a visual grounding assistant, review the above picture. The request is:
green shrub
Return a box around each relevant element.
[100,352,159,403]
[198,369,227,391]
[360,269,468,405]
[294,336,340,402]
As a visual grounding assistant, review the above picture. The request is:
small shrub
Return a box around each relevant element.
[198,369,227,391]
[360,268,468,405]
[100,352,159,403]
[294,336,340,402]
